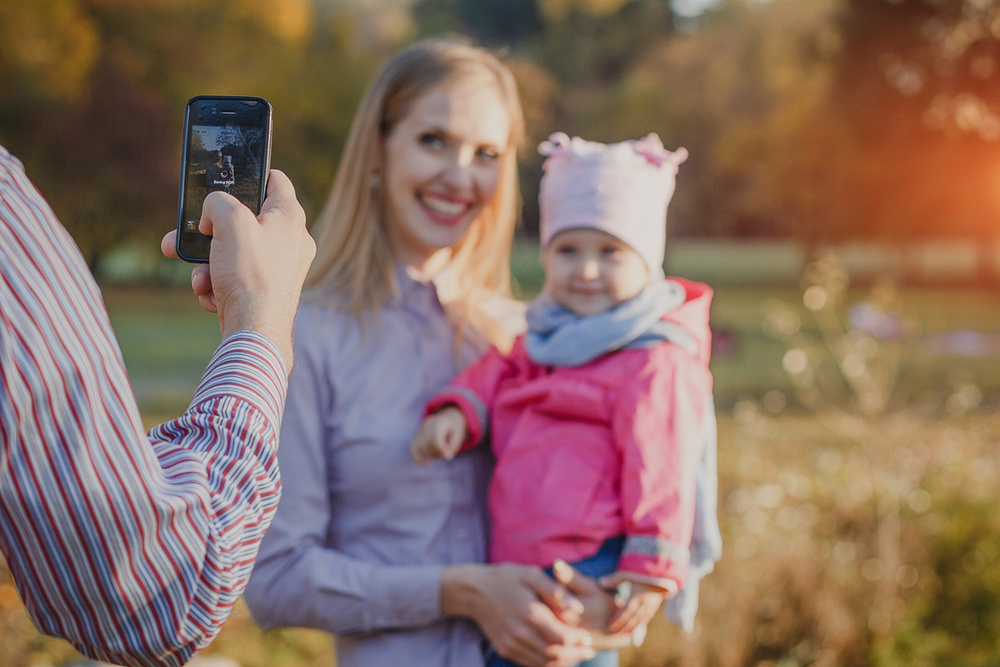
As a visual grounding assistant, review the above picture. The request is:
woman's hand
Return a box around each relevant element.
[441,563,597,667]
[551,561,635,651]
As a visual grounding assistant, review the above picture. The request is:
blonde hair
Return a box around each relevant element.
[305,38,525,353]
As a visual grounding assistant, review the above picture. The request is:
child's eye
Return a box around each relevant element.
[601,245,622,257]
[555,245,577,256]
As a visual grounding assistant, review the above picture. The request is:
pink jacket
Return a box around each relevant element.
[426,279,714,590]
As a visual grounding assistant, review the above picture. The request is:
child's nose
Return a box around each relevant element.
[578,257,600,280]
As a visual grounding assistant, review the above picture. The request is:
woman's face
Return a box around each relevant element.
[381,79,512,275]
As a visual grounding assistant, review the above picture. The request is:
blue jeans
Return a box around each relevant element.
[485,537,624,667]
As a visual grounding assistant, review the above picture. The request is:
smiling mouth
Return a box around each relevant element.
[420,194,468,220]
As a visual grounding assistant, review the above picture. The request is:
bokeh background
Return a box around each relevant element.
[6,0,1000,665]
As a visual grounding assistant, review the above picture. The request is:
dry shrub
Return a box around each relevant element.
[626,405,1000,667]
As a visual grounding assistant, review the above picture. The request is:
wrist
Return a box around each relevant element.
[220,298,295,371]
[440,563,486,619]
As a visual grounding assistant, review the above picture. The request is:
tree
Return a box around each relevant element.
[0,0,382,270]
[831,0,1000,256]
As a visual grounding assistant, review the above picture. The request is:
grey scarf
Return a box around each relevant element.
[524,279,695,367]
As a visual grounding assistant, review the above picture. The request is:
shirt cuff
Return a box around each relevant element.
[367,564,446,629]
[191,331,289,428]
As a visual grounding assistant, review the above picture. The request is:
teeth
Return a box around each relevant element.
[423,196,465,217]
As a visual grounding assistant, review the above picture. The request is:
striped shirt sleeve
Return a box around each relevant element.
[0,146,287,667]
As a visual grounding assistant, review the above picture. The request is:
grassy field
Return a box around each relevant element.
[101,278,1000,423]
[7,258,1000,666]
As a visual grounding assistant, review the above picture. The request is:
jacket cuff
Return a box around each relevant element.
[426,388,488,447]
[618,535,690,591]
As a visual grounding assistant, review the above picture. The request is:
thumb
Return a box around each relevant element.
[597,572,626,590]
[532,563,584,621]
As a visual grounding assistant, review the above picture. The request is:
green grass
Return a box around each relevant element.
[100,268,1000,425]
[102,284,223,424]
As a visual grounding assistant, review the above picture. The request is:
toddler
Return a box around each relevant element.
[411,132,720,667]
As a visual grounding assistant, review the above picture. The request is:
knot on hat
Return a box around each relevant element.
[538,132,688,274]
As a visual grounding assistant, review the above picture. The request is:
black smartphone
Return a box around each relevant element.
[176,95,272,263]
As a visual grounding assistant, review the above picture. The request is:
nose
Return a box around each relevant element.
[440,147,475,190]
[577,256,600,280]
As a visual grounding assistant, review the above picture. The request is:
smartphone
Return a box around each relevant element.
[176,95,272,262]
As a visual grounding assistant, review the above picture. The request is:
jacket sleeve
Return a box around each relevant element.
[424,342,521,449]
[613,346,714,592]
[243,314,445,635]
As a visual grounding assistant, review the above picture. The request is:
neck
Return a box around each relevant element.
[399,247,453,283]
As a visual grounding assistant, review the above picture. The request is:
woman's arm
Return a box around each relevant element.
[243,314,448,633]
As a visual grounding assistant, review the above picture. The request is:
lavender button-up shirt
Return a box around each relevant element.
[244,269,495,667]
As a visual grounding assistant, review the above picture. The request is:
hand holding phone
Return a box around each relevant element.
[176,95,273,263]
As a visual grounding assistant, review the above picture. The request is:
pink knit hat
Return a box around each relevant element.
[538,132,688,274]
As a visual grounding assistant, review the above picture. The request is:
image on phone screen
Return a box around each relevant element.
[178,97,270,262]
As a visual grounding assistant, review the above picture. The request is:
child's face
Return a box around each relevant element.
[542,228,649,317]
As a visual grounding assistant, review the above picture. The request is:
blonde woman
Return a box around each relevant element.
[244,39,623,667]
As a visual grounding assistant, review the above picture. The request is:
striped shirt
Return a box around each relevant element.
[0,146,287,667]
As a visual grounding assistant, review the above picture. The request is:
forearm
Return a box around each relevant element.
[246,544,446,634]
[0,146,290,666]
[0,335,286,667]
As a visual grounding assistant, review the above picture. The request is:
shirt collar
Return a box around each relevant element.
[392,260,445,311]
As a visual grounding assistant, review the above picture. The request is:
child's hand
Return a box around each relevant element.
[410,406,468,465]
[599,572,668,636]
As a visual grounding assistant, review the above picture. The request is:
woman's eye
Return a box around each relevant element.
[419,133,446,149]
[476,147,500,161]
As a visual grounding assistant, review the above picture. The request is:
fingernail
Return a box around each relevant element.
[553,559,568,572]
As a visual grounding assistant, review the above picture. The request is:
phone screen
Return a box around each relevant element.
[177,96,271,262]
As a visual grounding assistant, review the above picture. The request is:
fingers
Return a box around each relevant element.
[198,190,242,238]
[445,563,595,667]
[552,560,599,600]
[441,426,462,460]
[607,590,663,635]
[258,169,301,221]
[493,604,593,667]
[163,230,218,313]
[161,231,178,258]
[411,444,435,466]
[191,264,218,313]
[527,563,583,624]
[191,264,212,296]
[197,170,298,240]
